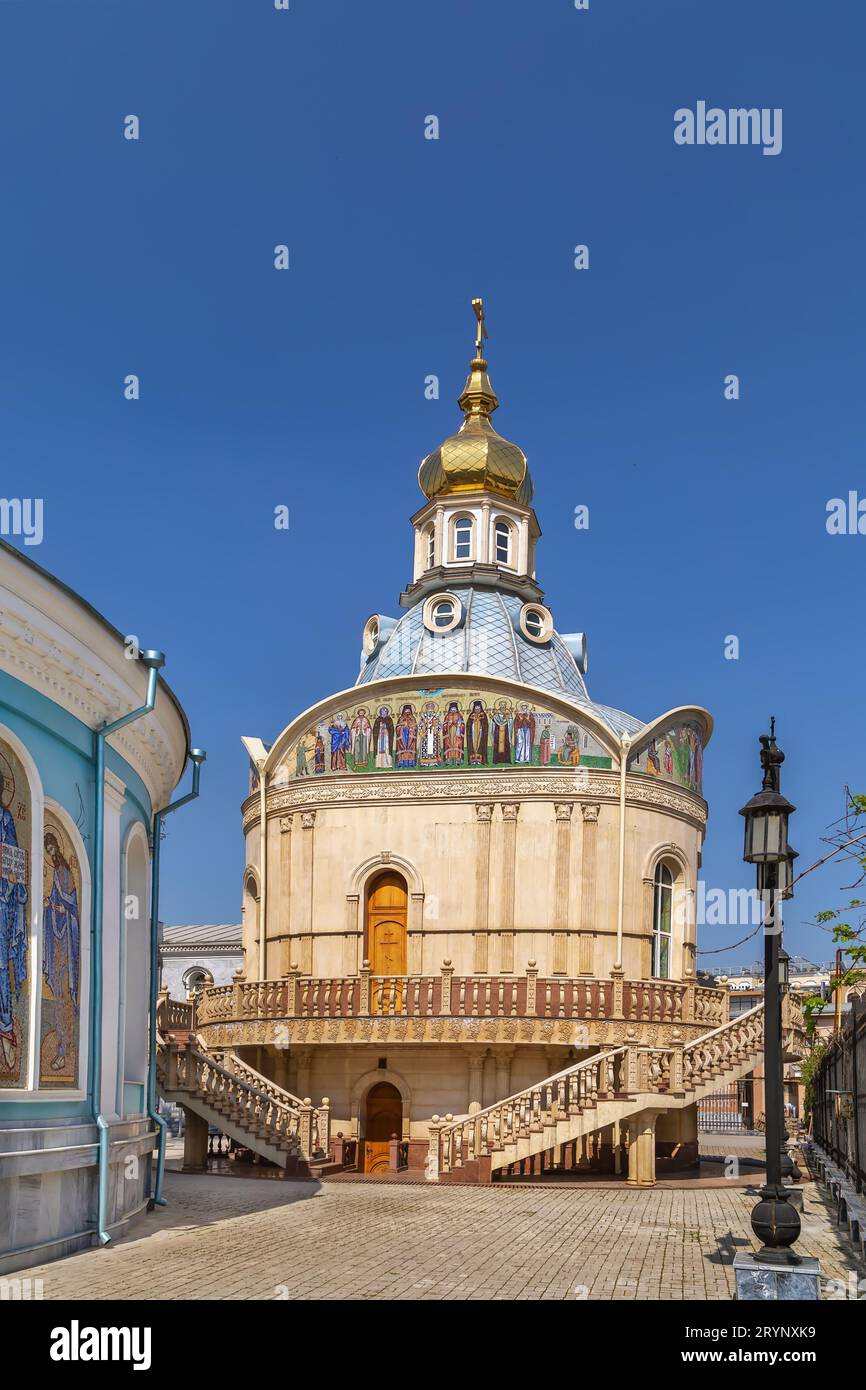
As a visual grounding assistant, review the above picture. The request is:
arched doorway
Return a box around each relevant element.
[362,1081,403,1173]
[366,871,407,1012]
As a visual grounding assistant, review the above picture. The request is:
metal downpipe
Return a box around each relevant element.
[92,650,163,1247]
[147,749,206,1208]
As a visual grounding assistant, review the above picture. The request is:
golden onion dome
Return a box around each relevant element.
[418,300,533,507]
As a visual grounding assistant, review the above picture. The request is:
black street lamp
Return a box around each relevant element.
[739,719,801,1263]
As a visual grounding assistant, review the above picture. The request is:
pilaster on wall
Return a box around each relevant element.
[641,874,654,979]
[552,802,573,974]
[275,816,292,976]
[298,810,316,975]
[474,803,494,972]
[497,802,520,973]
[578,803,600,976]
[409,892,425,973]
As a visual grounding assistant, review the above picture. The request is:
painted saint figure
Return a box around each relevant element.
[538,717,552,765]
[350,708,372,769]
[394,704,418,768]
[0,789,28,1076]
[328,717,351,772]
[513,704,536,764]
[295,737,311,777]
[42,831,80,1075]
[442,702,465,764]
[372,706,394,769]
[466,700,489,766]
[646,739,661,775]
[558,726,581,767]
[491,702,513,764]
[314,731,326,774]
[418,702,441,767]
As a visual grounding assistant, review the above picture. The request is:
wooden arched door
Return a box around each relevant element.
[362,1081,403,1173]
[366,871,408,1012]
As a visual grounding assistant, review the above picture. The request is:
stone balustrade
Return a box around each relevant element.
[156,1039,331,1161]
[191,968,728,1050]
[156,992,196,1033]
[430,1002,765,1181]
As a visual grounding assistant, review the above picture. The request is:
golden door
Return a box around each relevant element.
[367,872,407,1012]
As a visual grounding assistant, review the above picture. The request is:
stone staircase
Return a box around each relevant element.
[155,998,332,1174]
[427,1003,769,1183]
[156,993,805,1186]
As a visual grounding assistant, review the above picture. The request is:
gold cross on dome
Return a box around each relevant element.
[471,297,487,358]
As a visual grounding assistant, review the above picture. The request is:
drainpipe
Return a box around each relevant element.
[147,746,206,1208]
[615,735,631,970]
[92,649,164,1248]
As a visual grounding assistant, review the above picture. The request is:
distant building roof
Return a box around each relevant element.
[160,924,242,950]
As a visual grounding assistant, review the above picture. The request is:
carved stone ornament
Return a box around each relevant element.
[245,770,706,833]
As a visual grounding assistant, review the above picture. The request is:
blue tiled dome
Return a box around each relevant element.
[357,586,643,738]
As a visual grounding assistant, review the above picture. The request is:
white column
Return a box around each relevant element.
[413,525,422,580]
[518,516,529,573]
[480,502,491,563]
[434,506,445,565]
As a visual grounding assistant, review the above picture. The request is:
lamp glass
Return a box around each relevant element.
[744,808,788,864]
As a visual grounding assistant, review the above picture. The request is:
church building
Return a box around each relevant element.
[183,302,754,1184]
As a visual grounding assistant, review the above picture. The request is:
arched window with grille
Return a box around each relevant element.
[652,862,674,978]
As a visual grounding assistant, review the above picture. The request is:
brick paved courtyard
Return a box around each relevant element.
[14,1165,863,1301]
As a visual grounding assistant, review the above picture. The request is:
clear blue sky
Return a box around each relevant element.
[1,1,863,967]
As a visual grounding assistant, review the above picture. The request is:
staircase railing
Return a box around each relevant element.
[682,1003,764,1089]
[157,1039,331,1161]
[428,1003,768,1181]
[220,1050,332,1157]
[431,1047,629,1179]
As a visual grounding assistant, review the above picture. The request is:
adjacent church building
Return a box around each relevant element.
[183,302,747,1183]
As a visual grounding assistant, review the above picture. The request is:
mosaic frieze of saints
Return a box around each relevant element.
[281,687,614,779]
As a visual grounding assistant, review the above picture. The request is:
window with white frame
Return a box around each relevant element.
[494,519,512,565]
[426,527,435,568]
[652,862,674,979]
[453,516,473,561]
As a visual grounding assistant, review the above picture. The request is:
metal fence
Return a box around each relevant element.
[698,1077,756,1133]
[811,993,866,1192]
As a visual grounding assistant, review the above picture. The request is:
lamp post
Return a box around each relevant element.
[739,720,801,1263]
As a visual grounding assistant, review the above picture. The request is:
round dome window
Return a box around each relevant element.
[519,602,553,644]
[422,592,462,635]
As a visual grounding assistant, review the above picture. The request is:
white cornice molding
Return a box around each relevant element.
[242,768,707,833]
[0,552,188,809]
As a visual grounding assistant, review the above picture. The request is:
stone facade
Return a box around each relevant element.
[214,312,716,1174]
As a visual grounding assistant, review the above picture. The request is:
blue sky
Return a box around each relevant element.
[1,0,863,966]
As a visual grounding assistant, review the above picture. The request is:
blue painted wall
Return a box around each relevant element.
[0,669,153,1122]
